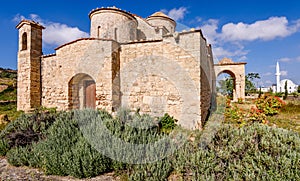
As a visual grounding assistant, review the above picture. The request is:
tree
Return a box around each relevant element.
[283,80,288,100]
[298,86,300,93]
[245,73,260,95]
[217,77,234,98]
[217,72,260,99]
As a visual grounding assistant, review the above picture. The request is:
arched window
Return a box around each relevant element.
[97,26,101,38]
[21,32,27,50]
[114,28,118,41]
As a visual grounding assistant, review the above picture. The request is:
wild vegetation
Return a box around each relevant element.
[0,68,22,130]
[0,107,299,180]
[0,69,299,180]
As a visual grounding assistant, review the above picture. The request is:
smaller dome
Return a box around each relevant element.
[146,11,176,33]
[147,12,175,23]
[149,12,170,18]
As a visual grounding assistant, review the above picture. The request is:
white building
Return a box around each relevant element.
[277,79,298,93]
[271,62,298,93]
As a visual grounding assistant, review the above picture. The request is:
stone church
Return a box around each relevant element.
[16,7,245,129]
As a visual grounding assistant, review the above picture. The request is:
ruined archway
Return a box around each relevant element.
[68,73,96,110]
[214,58,246,101]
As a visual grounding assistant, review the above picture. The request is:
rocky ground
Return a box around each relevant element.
[0,157,119,181]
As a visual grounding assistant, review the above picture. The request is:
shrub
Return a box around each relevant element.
[224,105,245,124]
[158,113,177,134]
[5,110,113,178]
[0,111,58,156]
[5,109,175,178]
[171,123,300,180]
[128,160,173,181]
[246,107,267,123]
[255,95,285,116]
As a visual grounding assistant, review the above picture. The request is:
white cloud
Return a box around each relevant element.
[212,46,248,61]
[13,14,89,46]
[280,70,288,76]
[196,16,300,62]
[13,14,25,22]
[278,57,291,62]
[221,17,298,42]
[263,72,272,76]
[198,19,219,44]
[44,23,89,46]
[265,80,273,85]
[238,56,247,61]
[277,56,300,63]
[162,7,188,21]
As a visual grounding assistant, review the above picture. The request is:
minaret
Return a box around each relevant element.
[276,61,281,93]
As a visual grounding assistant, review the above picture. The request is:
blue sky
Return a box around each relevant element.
[1,0,299,87]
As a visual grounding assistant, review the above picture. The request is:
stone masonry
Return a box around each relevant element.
[16,7,218,129]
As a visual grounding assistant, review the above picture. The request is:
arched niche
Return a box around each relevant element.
[21,32,27,50]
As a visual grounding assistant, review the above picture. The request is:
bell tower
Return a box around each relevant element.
[16,20,44,111]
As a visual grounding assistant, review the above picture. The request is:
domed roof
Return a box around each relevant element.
[147,11,175,23]
[149,12,170,18]
[280,79,297,86]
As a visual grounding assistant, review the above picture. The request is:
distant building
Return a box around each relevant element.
[258,87,271,93]
[271,62,298,93]
[258,62,298,93]
[276,79,298,93]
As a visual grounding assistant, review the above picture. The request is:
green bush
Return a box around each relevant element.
[158,113,177,134]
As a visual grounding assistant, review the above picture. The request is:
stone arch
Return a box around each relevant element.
[214,58,246,101]
[21,32,27,50]
[68,73,96,110]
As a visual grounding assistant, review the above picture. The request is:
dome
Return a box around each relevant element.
[89,7,138,42]
[146,12,176,33]
[149,12,171,19]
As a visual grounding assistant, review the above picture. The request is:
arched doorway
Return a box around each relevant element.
[68,73,96,109]
[214,58,246,101]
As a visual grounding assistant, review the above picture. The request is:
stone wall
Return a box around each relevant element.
[41,39,119,111]
[120,39,204,129]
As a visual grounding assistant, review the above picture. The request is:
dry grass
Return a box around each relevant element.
[268,101,300,133]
